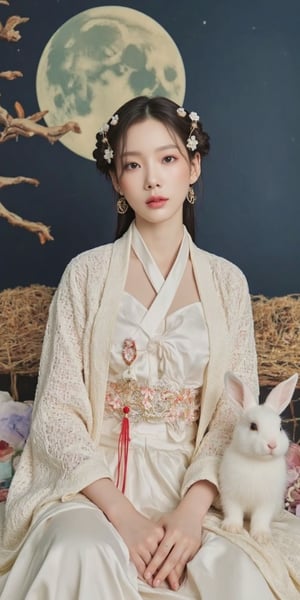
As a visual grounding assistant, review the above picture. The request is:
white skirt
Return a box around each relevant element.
[0,418,277,599]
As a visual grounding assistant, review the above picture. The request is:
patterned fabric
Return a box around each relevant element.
[105,380,200,424]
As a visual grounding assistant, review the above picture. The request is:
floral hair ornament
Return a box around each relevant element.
[176,107,200,151]
[98,114,119,164]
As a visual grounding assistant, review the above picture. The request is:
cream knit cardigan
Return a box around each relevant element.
[1,225,300,598]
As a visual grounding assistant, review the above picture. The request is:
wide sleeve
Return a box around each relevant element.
[181,266,259,496]
[31,257,115,494]
[4,253,114,549]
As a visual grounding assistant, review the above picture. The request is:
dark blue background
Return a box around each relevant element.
[1,0,299,295]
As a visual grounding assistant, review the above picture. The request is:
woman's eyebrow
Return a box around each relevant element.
[121,144,179,158]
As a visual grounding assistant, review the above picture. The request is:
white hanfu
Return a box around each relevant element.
[0,228,276,599]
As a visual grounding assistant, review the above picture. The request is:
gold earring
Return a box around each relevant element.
[187,185,196,204]
[117,195,128,214]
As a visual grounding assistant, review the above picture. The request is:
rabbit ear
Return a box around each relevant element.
[224,371,256,410]
[265,373,298,415]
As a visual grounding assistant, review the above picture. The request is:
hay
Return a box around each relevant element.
[0,285,56,398]
[0,286,299,399]
[251,294,300,388]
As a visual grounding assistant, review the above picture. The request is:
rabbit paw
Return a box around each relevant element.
[221,519,244,534]
[251,529,272,544]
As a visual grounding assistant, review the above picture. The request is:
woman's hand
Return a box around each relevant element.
[144,504,203,590]
[82,478,164,582]
[144,480,217,591]
[82,478,217,589]
[114,508,165,581]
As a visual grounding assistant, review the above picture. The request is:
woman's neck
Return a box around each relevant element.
[134,220,185,278]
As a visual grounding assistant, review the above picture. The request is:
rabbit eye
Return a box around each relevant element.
[250,422,258,431]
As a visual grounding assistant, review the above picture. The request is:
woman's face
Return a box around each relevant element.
[111,118,200,230]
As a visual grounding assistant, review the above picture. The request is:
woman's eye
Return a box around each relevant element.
[163,155,176,164]
[124,162,139,170]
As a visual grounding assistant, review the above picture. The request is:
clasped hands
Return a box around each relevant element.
[118,505,203,591]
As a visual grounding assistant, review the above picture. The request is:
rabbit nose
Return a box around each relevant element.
[267,440,277,450]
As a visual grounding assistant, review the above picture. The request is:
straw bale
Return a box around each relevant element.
[0,286,299,396]
[251,294,300,388]
[0,285,55,384]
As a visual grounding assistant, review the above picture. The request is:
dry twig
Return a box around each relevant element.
[0,14,69,244]
[0,15,29,42]
[0,177,53,244]
[0,175,39,190]
[0,70,23,80]
[0,102,81,143]
[0,201,53,245]
[0,103,80,242]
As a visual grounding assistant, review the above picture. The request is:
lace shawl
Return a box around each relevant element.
[1,225,299,598]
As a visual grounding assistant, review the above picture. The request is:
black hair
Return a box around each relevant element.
[93,96,210,240]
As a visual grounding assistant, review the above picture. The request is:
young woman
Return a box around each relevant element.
[0,96,299,599]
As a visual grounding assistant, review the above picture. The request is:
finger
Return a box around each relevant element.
[167,564,186,591]
[131,553,149,581]
[144,541,173,581]
[153,548,189,588]
[140,550,153,567]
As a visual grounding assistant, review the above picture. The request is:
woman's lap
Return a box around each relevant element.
[0,502,275,600]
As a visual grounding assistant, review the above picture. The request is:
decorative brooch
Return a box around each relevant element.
[122,338,137,366]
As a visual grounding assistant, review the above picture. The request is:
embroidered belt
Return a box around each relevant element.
[105,380,200,494]
[105,380,200,424]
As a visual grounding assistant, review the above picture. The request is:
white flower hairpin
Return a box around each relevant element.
[98,114,119,164]
[177,107,200,151]
[104,148,114,164]
[177,107,187,118]
[189,111,200,123]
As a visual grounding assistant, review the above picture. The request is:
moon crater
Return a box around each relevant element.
[36,6,186,160]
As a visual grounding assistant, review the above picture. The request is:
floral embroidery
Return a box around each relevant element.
[105,380,200,424]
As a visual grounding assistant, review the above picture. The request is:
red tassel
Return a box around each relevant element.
[116,406,130,494]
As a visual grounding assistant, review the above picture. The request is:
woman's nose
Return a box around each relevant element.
[144,177,161,190]
[144,166,161,190]
[145,181,156,190]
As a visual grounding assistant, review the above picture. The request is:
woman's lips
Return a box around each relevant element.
[146,196,168,208]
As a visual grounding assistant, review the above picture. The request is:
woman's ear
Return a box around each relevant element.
[190,152,201,184]
[109,171,121,194]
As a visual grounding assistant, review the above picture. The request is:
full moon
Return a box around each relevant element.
[36,6,186,160]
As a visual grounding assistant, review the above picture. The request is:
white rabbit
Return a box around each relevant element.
[219,371,298,544]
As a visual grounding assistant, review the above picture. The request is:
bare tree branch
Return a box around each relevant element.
[0,70,23,80]
[0,177,52,245]
[0,202,53,244]
[0,102,81,143]
[0,175,39,189]
[0,14,71,245]
[14,100,25,117]
[0,16,29,42]
[0,104,81,242]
